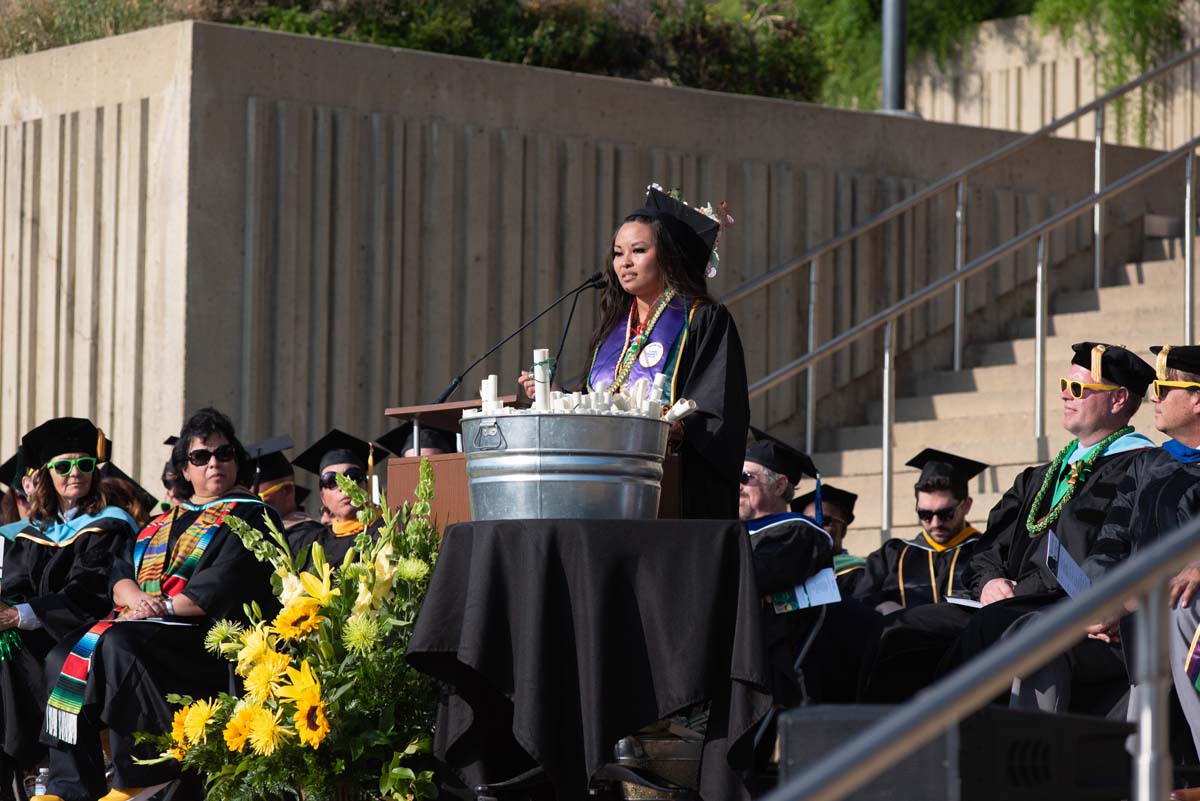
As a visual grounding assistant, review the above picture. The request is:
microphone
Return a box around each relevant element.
[431,271,605,404]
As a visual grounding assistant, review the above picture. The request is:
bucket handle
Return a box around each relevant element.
[473,421,507,451]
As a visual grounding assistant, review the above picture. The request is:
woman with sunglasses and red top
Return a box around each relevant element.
[34,407,281,801]
[290,429,391,569]
[0,418,138,800]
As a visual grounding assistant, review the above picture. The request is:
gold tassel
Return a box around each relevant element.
[1091,344,1107,384]
[1158,345,1172,381]
[367,442,375,477]
[96,428,108,462]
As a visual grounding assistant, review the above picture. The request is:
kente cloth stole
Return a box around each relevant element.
[44,502,237,745]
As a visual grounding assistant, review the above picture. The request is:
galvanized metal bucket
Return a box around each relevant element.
[461,413,669,520]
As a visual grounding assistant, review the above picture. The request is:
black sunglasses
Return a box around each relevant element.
[186,444,238,467]
[46,456,97,476]
[320,467,367,490]
[915,501,962,523]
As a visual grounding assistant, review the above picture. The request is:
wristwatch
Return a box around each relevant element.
[164,597,174,617]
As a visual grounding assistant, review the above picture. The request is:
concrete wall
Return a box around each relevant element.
[0,21,1183,490]
[908,6,1200,150]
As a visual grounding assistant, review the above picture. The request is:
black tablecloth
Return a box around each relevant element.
[407,519,773,801]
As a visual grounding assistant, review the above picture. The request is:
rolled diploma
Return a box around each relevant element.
[533,349,550,411]
[664,398,698,423]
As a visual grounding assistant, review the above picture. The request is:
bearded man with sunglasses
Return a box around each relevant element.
[291,429,391,568]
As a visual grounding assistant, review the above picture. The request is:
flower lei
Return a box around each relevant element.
[610,289,676,392]
[1025,424,1133,536]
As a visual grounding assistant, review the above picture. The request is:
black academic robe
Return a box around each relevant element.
[853,528,982,611]
[967,448,1147,599]
[0,514,132,766]
[671,303,750,521]
[40,492,282,795]
[1083,448,1200,666]
[288,519,381,569]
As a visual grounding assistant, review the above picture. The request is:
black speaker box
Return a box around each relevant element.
[777,705,1134,801]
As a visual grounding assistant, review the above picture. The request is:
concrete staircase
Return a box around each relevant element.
[826,239,1188,558]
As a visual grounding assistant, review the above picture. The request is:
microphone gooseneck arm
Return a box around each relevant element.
[431,272,604,404]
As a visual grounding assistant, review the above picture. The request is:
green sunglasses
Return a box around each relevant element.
[46,456,98,476]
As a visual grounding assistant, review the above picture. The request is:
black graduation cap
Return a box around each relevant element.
[790,484,857,522]
[164,435,179,446]
[0,450,22,491]
[376,421,457,458]
[745,426,818,486]
[21,417,112,469]
[246,435,296,484]
[906,448,988,497]
[292,429,391,477]
[295,485,311,508]
[632,186,720,276]
[1150,345,1200,380]
[1070,342,1154,394]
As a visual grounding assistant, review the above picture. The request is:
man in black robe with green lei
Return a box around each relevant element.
[1052,346,1200,768]
[935,343,1156,710]
[862,343,1155,703]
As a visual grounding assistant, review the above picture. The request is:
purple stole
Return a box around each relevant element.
[588,296,692,401]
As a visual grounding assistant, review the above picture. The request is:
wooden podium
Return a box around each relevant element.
[383,401,681,524]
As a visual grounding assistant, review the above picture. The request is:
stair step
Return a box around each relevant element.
[815,462,1033,501]
[903,363,1037,395]
[1009,309,1176,342]
[971,335,1160,368]
[870,389,1069,424]
[1052,282,1181,314]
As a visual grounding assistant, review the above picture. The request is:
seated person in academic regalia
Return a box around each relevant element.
[377,420,458,459]
[291,429,391,568]
[792,484,864,595]
[35,407,281,801]
[936,343,1155,705]
[0,419,137,795]
[245,435,325,557]
[864,345,1156,704]
[158,435,185,512]
[854,449,986,614]
[741,428,879,705]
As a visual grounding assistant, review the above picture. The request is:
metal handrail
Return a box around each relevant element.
[749,136,1199,399]
[723,44,1200,457]
[721,44,1200,308]
[750,135,1196,538]
[764,510,1200,801]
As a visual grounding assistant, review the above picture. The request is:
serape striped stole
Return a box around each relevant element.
[44,501,237,744]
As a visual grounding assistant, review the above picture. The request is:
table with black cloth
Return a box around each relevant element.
[407,519,773,801]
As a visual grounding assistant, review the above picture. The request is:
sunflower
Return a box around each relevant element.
[276,659,320,703]
[183,698,217,744]
[300,562,340,606]
[244,650,291,702]
[248,705,290,756]
[223,703,259,752]
[292,691,331,749]
[235,624,274,677]
[272,596,324,640]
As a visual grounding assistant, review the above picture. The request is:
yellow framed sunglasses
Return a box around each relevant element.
[1150,379,1200,400]
[1059,377,1118,399]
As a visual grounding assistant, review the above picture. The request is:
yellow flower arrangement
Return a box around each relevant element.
[235,624,274,677]
[247,705,289,756]
[223,702,258,752]
[244,649,291,703]
[272,596,324,640]
[183,698,217,744]
[300,561,340,606]
[168,707,188,760]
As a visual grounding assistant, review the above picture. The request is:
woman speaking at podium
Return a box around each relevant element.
[521,185,749,519]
